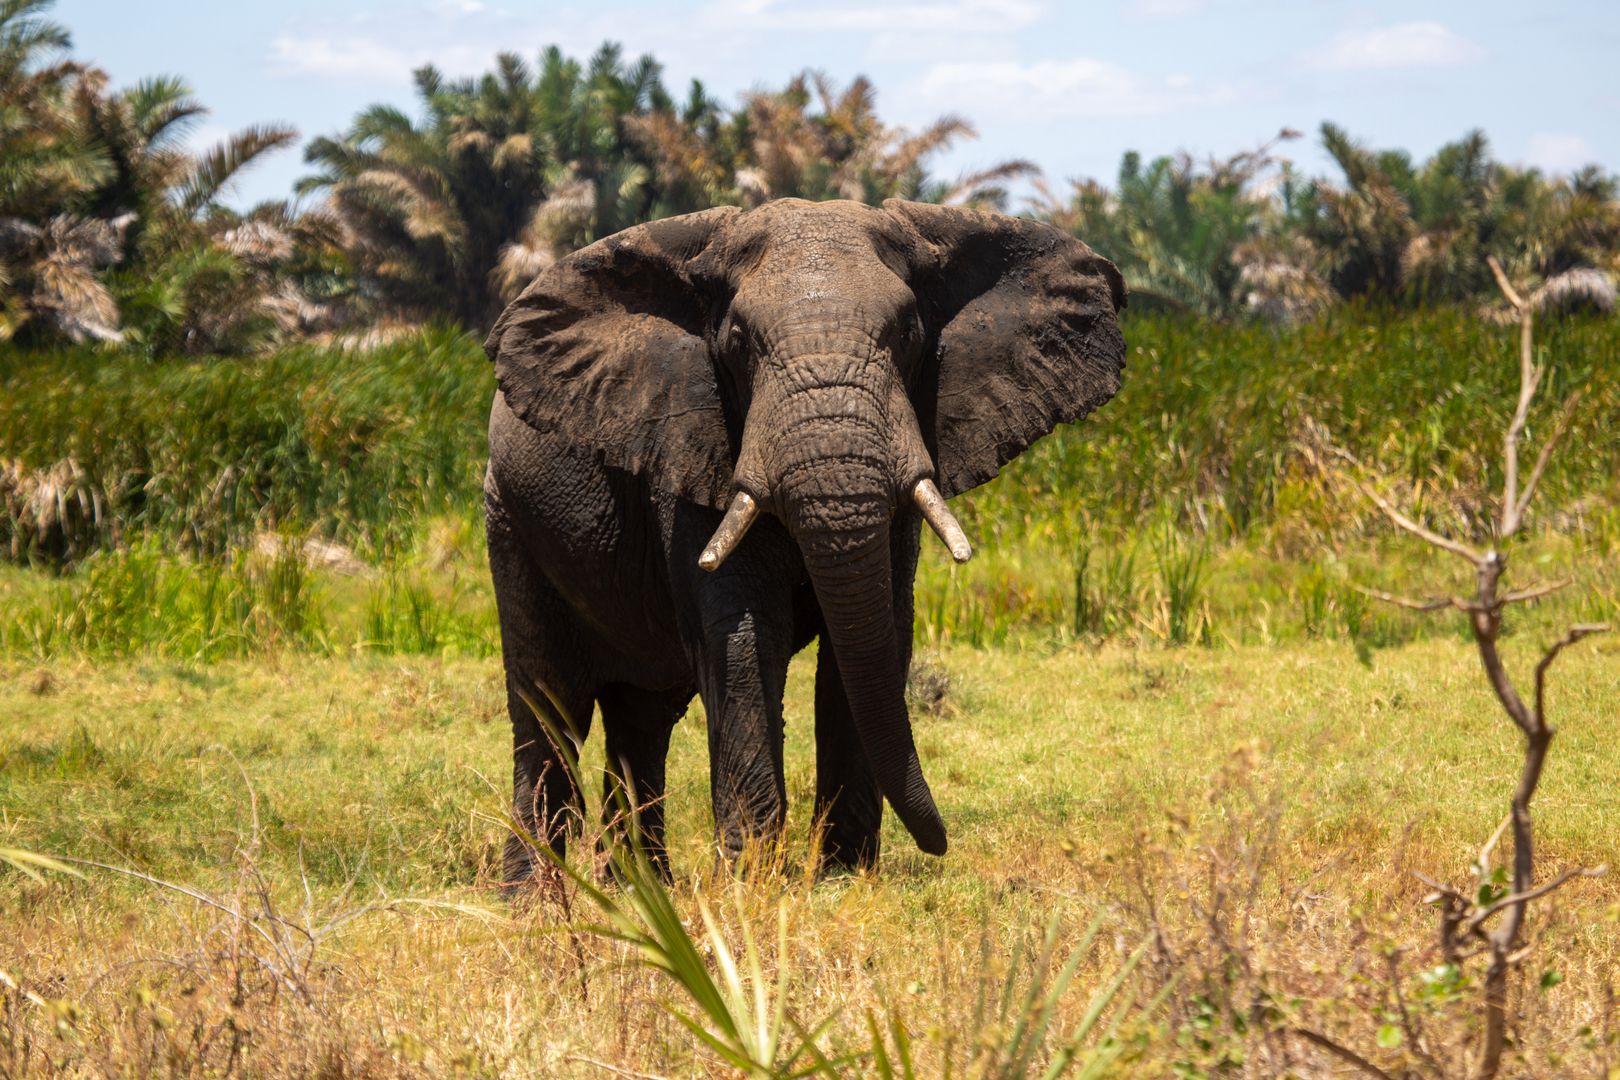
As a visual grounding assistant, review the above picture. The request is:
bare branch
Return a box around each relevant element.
[1514,390,1582,525]
[1465,864,1608,937]
[1501,324,1536,537]
[1286,1028,1398,1080]
[1501,578,1573,605]
[1535,623,1610,724]
[1327,447,1484,563]
[1353,584,1480,613]
[1474,617,1537,737]
[1414,871,1467,903]
[1474,815,1512,879]
[1486,255,1526,312]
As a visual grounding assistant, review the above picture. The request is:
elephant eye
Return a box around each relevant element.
[896,312,923,348]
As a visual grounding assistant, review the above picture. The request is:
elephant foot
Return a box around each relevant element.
[595,838,673,888]
[815,830,880,876]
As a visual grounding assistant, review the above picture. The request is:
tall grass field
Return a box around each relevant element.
[2,308,1618,1076]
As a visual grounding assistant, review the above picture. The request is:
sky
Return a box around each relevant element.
[54,0,1620,211]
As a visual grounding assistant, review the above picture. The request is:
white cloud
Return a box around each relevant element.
[1314,21,1485,71]
[701,0,1047,34]
[269,34,415,82]
[1132,0,1208,16]
[864,29,1022,65]
[268,31,509,84]
[915,58,1238,119]
[431,0,488,15]
[1525,132,1598,174]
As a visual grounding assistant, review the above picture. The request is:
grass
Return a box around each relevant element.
[5,308,1617,568]
[3,306,1618,1072]
[4,511,1615,660]
[2,633,1617,1075]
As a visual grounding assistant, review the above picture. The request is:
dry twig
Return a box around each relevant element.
[1307,253,1609,1079]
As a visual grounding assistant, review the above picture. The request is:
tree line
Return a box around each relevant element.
[2,0,1615,355]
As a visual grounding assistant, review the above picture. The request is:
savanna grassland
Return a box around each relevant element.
[3,310,1619,1077]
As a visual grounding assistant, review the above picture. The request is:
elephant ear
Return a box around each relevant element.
[884,199,1127,499]
[484,207,741,509]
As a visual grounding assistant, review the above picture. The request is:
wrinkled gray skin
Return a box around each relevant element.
[484,198,1126,880]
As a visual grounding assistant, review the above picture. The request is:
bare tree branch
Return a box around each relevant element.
[1474,814,1512,879]
[1535,623,1610,725]
[1323,444,1484,562]
[1465,864,1609,938]
[1486,255,1526,312]
[1514,390,1582,526]
[1353,584,1480,613]
[1501,578,1573,605]
[1286,1028,1398,1080]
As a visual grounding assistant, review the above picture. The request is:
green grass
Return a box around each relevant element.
[2,637,1616,1074]
[1,324,490,564]
[5,308,1617,567]
[2,307,1618,1073]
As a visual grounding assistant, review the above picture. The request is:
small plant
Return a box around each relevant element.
[1305,256,1609,1077]
[1073,539,1139,640]
[1149,520,1211,646]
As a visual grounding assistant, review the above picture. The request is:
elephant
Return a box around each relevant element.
[483,197,1126,881]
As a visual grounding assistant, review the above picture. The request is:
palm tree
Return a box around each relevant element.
[1286,123,1416,302]
[1038,133,1304,319]
[0,0,116,340]
[718,72,1033,209]
[60,70,298,352]
[1,0,299,351]
[1296,124,1620,311]
[304,44,674,328]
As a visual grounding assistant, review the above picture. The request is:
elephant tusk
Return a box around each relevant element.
[698,491,759,571]
[913,478,972,563]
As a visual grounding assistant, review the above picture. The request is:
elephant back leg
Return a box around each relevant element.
[487,479,596,886]
[598,682,692,878]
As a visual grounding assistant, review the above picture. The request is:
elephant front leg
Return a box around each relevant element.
[813,643,883,870]
[698,607,793,865]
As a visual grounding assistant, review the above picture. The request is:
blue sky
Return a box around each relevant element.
[56,0,1620,210]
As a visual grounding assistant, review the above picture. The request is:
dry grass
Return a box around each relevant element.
[3,635,1618,1076]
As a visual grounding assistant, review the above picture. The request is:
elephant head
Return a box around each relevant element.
[486,198,1126,856]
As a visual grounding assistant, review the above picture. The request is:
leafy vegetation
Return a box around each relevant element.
[4,307,1615,659]
[0,0,324,352]
[1040,126,1620,321]
[6,309,1613,568]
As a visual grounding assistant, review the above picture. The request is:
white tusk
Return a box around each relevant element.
[698,492,759,571]
[913,478,972,563]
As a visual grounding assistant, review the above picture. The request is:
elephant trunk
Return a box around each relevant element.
[754,347,947,855]
[797,513,947,855]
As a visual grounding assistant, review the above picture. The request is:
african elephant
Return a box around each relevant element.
[483,197,1125,880]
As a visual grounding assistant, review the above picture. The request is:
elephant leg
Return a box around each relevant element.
[598,682,689,878]
[697,604,795,864]
[669,502,799,868]
[813,642,883,870]
[487,483,595,886]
